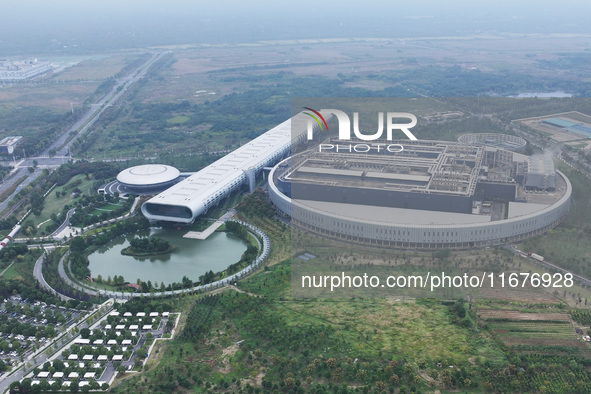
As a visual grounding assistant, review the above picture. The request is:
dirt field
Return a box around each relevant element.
[478,310,570,321]
[137,33,591,105]
[54,54,139,81]
[500,337,582,347]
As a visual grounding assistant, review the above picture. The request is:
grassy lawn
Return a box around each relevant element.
[166,115,190,125]
[34,174,98,234]
[1,263,23,280]
[0,249,42,284]
[89,201,123,217]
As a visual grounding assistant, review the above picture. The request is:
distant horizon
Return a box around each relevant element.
[1,0,591,56]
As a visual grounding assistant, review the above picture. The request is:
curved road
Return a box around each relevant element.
[33,250,74,301]
[51,208,76,238]
[504,244,591,288]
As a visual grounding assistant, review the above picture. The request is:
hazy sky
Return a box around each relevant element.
[1,1,590,55]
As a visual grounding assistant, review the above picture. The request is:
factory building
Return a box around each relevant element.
[0,60,52,80]
[0,136,22,155]
[269,140,571,248]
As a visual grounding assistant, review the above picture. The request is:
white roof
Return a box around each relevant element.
[93,339,104,345]
[37,371,50,378]
[83,355,93,360]
[84,372,96,378]
[149,312,159,317]
[107,339,117,345]
[31,380,40,386]
[121,339,132,345]
[68,354,78,360]
[105,324,112,329]
[136,312,146,317]
[53,372,64,378]
[142,116,303,223]
[112,355,123,361]
[68,372,79,378]
[79,381,89,387]
[115,325,125,330]
[109,311,120,316]
[62,381,71,387]
[117,164,180,186]
[97,355,108,360]
[129,325,139,330]
[142,325,153,330]
[162,312,169,316]
[123,312,132,317]
[74,338,90,344]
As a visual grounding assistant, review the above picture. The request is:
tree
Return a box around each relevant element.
[80,327,90,339]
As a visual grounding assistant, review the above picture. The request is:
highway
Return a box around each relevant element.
[48,52,167,157]
[0,52,167,218]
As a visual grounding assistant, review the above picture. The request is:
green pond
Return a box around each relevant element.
[87,227,248,285]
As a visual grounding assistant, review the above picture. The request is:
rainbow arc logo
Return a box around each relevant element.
[303,107,328,131]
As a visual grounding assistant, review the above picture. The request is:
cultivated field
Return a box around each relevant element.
[478,306,587,356]
[478,310,570,321]
[53,54,141,81]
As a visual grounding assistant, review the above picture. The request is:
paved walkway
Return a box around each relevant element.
[34,248,74,301]
[43,219,270,300]
[183,209,236,240]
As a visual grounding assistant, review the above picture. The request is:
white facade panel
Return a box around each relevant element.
[271,164,571,248]
[142,114,307,223]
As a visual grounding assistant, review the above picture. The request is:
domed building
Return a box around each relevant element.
[116,164,181,194]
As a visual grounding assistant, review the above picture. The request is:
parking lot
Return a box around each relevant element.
[22,308,177,391]
[0,296,84,367]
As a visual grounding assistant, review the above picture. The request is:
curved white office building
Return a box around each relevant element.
[141,115,308,223]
